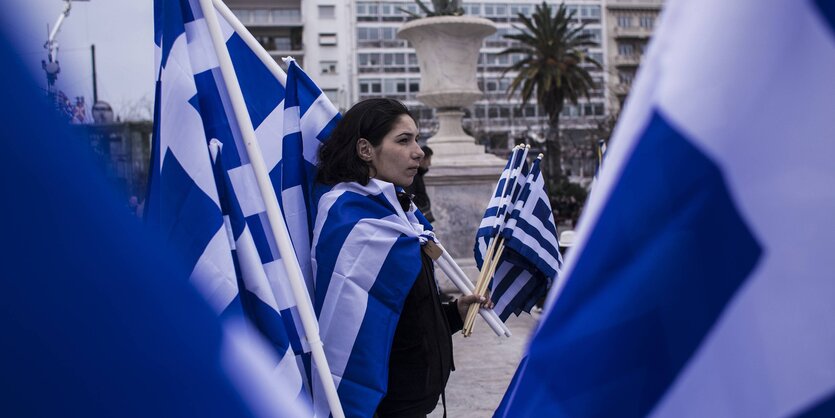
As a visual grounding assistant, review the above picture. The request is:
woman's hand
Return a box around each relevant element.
[456,294,494,321]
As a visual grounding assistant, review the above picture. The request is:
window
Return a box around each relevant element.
[580,28,601,43]
[320,61,337,74]
[639,15,654,28]
[253,9,269,24]
[359,79,382,94]
[464,4,481,15]
[319,33,337,46]
[617,15,632,28]
[318,5,335,19]
[323,89,339,104]
[357,27,369,41]
[618,43,634,56]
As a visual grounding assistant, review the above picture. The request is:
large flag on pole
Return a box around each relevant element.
[0,18,306,415]
[147,0,339,402]
[497,0,835,417]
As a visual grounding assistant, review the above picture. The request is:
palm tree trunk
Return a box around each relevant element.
[544,114,562,193]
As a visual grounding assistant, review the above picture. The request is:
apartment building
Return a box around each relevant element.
[603,0,664,114]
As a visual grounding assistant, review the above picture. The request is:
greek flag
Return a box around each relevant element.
[147,0,338,404]
[474,147,528,268]
[311,179,434,418]
[497,0,835,416]
[491,157,562,320]
[474,148,560,320]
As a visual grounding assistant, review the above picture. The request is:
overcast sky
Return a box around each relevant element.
[10,1,155,120]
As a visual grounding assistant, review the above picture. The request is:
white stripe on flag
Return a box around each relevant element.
[190,226,238,313]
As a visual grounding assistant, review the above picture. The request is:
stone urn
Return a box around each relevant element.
[397,16,503,167]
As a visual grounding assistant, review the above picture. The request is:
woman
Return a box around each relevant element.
[312,98,489,418]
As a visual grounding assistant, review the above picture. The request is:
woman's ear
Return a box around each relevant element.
[357,138,374,162]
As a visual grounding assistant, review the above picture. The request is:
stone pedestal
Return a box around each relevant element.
[426,161,505,294]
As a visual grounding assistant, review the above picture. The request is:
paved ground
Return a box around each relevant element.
[429,313,539,418]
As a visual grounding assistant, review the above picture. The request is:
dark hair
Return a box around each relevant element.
[420,145,433,157]
[317,98,416,185]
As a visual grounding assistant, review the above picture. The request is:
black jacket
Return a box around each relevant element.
[376,250,463,418]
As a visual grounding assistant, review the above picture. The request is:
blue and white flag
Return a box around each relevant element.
[474,147,528,268]
[497,0,835,417]
[147,0,338,404]
[208,139,307,406]
[490,157,562,321]
[311,179,435,418]
[0,17,305,415]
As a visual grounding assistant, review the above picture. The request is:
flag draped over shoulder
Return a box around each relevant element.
[311,179,435,418]
[147,0,338,404]
[497,0,835,417]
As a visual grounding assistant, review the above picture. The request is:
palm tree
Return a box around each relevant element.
[500,2,601,191]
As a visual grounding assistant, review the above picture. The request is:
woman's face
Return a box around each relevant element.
[369,114,423,187]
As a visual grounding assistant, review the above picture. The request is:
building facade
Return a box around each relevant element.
[603,0,664,114]
[225,0,663,185]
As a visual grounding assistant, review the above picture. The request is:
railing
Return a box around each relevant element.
[613,26,653,38]
[613,54,642,67]
[230,9,302,27]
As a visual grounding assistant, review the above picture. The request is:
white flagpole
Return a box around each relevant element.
[435,251,511,337]
[196,1,344,417]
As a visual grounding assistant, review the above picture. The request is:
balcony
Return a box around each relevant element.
[607,0,664,11]
[231,9,302,28]
[613,26,653,39]
[613,54,642,67]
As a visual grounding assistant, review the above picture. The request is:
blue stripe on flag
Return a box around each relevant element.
[815,0,835,34]
[312,192,399,313]
[282,131,304,188]
[193,70,242,168]
[244,213,275,264]
[156,0,186,66]
[502,215,560,278]
[280,306,305,355]
[337,234,420,415]
[226,34,285,129]
[502,109,762,417]
[159,150,223,269]
[317,114,341,142]
[797,390,835,418]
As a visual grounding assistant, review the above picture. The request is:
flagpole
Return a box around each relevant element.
[464,145,529,335]
[434,248,510,337]
[438,246,511,336]
[195,1,344,417]
[211,0,287,86]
